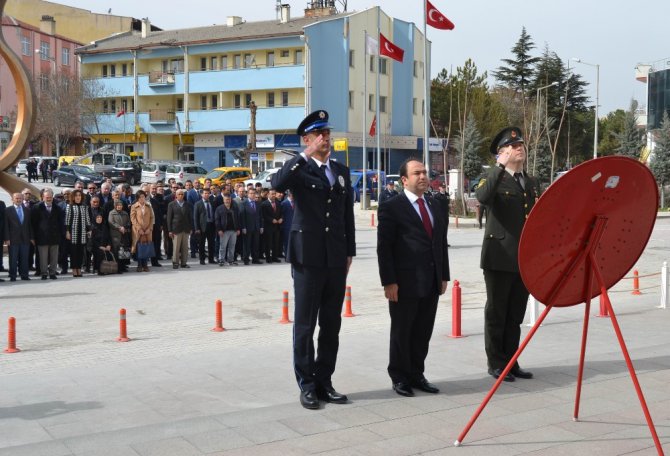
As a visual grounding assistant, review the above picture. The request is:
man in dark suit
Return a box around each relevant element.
[279,190,294,259]
[378,181,398,204]
[476,127,539,382]
[4,192,34,281]
[377,158,450,397]
[31,188,63,280]
[261,189,283,263]
[149,184,164,267]
[166,189,193,269]
[272,110,356,410]
[193,188,216,265]
[239,188,263,265]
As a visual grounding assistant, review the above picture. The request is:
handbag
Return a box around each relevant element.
[136,234,156,260]
[99,251,118,275]
[117,246,131,260]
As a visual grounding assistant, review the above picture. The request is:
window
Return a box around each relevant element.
[295,50,303,65]
[102,65,108,77]
[110,65,116,77]
[211,95,218,110]
[244,53,254,68]
[380,96,387,113]
[39,74,49,90]
[162,60,168,72]
[200,57,207,71]
[280,50,289,58]
[413,60,418,78]
[20,35,30,56]
[379,58,387,75]
[413,98,417,115]
[233,54,241,69]
[234,94,241,109]
[62,47,70,65]
[349,50,355,68]
[267,92,275,107]
[370,56,375,72]
[369,94,374,111]
[110,100,116,112]
[121,63,128,76]
[39,41,49,60]
[281,91,289,107]
[349,91,354,109]
[121,99,128,112]
[221,55,228,70]
[170,59,184,73]
[131,99,135,112]
[245,93,252,107]
[177,98,184,111]
[210,56,217,70]
[201,96,207,110]
[102,100,109,113]
[267,52,275,67]
[422,100,425,115]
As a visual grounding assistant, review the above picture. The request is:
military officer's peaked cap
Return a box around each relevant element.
[490,126,524,155]
[297,110,332,136]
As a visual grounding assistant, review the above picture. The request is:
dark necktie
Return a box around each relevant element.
[319,164,328,180]
[206,202,211,220]
[417,198,433,238]
[514,172,525,190]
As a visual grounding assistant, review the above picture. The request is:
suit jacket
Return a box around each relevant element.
[166,200,193,234]
[475,165,539,273]
[271,155,355,268]
[193,199,216,232]
[239,199,263,233]
[280,198,294,236]
[4,204,33,244]
[214,203,240,232]
[377,191,450,298]
[31,202,64,245]
[261,199,283,231]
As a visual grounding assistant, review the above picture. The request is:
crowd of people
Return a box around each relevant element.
[0,177,295,281]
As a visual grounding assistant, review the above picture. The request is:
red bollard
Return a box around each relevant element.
[595,294,609,318]
[343,285,355,317]
[632,269,642,295]
[4,317,20,353]
[279,291,292,324]
[448,281,465,338]
[371,213,375,227]
[117,308,130,342]
[212,299,225,332]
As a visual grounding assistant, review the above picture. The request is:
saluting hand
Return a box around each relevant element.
[496,148,511,168]
[303,134,325,159]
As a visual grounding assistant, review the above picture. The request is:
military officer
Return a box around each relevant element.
[476,127,539,382]
[271,110,356,410]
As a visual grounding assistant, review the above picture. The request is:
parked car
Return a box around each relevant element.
[52,165,104,187]
[101,161,142,185]
[141,161,171,183]
[350,170,386,202]
[242,168,279,189]
[15,159,29,177]
[165,163,208,184]
[199,167,252,186]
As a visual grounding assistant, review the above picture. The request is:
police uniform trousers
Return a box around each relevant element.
[483,269,529,370]
[292,263,347,392]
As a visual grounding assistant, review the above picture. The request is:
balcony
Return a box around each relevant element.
[149,109,175,124]
[181,106,304,133]
[148,71,175,86]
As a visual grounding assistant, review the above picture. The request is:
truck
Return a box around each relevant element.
[69,146,133,173]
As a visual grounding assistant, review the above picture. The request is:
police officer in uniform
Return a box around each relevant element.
[272,110,356,410]
[476,127,539,382]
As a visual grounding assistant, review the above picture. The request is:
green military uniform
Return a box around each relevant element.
[476,128,540,373]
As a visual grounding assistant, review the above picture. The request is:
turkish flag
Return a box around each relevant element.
[116,109,126,118]
[379,34,404,63]
[426,0,455,30]
[369,115,376,137]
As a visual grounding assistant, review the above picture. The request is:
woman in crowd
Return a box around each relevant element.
[90,213,112,275]
[108,200,131,273]
[130,190,154,272]
[65,189,91,277]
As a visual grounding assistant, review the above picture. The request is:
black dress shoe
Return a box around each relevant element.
[392,382,415,397]
[511,366,534,379]
[181,264,191,269]
[173,264,179,269]
[488,368,515,382]
[251,260,262,264]
[411,378,440,394]
[49,275,57,280]
[318,387,348,404]
[10,277,17,282]
[20,276,31,281]
[300,390,320,410]
[41,275,48,280]
[151,262,163,267]
[244,261,250,265]
[200,260,206,265]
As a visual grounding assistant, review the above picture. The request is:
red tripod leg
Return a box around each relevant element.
[573,299,591,421]
[455,304,553,447]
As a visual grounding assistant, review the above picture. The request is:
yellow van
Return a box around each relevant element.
[199,167,252,186]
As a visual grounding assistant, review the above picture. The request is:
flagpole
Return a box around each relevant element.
[362,30,368,210]
[376,7,381,201]
[423,0,430,169]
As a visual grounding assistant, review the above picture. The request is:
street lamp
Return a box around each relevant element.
[572,58,599,159]
[35,48,56,74]
[532,81,559,174]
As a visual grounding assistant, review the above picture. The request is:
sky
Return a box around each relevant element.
[54,0,668,116]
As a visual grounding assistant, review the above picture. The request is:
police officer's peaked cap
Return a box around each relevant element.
[490,126,524,155]
[297,110,332,136]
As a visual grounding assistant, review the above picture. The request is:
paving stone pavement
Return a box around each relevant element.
[0,204,668,455]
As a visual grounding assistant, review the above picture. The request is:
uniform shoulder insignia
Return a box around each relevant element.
[477,178,487,189]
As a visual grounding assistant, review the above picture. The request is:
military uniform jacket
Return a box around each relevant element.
[271,154,355,268]
[476,165,539,273]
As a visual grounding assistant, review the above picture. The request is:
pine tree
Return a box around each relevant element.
[614,100,645,159]
[493,27,540,95]
[455,112,484,181]
[650,112,670,208]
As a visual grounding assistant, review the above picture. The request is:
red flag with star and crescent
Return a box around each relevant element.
[426,0,455,30]
[379,34,404,63]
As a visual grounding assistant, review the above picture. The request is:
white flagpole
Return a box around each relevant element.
[376,7,381,200]
[362,30,368,209]
[423,0,430,168]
